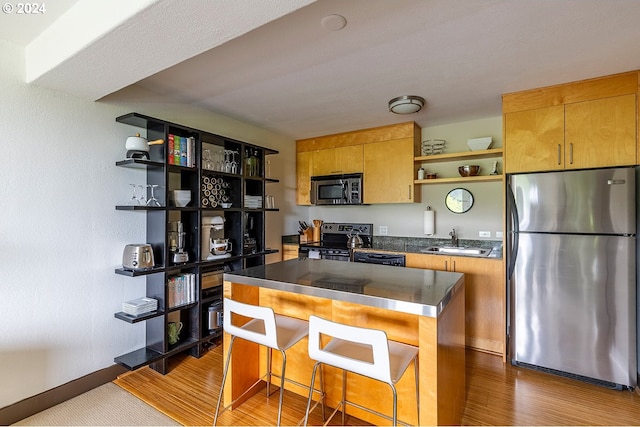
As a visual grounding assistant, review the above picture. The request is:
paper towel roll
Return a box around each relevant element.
[424,209,435,236]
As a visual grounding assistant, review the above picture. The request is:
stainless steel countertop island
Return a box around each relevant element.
[222,258,466,425]
[224,258,463,318]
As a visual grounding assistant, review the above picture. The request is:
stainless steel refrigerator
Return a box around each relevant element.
[506,167,637,389]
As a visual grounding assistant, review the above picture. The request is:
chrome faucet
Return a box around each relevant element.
[449,228,458,247]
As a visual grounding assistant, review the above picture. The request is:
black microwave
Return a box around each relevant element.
[310,173,363,205]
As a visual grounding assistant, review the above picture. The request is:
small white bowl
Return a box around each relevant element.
[173,197,191,207]
[221,202,232,208]
[467,137,493,151]
[169,190,191,207]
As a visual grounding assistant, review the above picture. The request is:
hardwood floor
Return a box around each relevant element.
[114,342,640,426]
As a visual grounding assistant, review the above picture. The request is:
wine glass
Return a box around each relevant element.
[203,149,212,170]
[231,150,238,174]
[129,184,139,205]
[137,185,146,205]
[223,150,231,173]
[146,184,161,207]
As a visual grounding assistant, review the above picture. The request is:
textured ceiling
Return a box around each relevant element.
[4,0,640,139]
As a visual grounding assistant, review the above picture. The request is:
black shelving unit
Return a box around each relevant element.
[113,112,279,374]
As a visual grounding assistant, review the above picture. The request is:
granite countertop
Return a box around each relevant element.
[363,236,503,259]
[224,258,464,318]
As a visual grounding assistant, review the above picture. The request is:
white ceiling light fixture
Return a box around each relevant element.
[388,95,425,114]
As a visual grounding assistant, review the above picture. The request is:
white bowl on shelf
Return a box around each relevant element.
[170,190,191,207]
[467,137,493,151]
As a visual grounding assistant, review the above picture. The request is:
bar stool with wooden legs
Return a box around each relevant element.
[303,315,419,427]
[213,298,325,426]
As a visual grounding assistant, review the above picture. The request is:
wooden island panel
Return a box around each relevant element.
[223,275,465,426]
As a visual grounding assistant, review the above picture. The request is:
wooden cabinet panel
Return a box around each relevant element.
[565,94,636,168]
[406,252,446,270]
[406,252,504,355]
[504,105,565,173]
[282,244,298,261]
[296,151,312,205]
[363,138,417,204]
[450,256,504,355]
[504,73,638,174]
[312,145,363,176]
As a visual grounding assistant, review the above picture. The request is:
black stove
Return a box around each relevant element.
[299,222,373,261]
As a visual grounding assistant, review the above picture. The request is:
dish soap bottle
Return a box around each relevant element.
[417,167,425,180]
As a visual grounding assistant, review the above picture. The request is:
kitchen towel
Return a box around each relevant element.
[424,208,435,236]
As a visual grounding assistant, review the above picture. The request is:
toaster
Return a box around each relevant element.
[122,244,155,270]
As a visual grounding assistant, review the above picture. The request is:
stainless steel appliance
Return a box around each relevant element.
[310,173,363,205]
[169,221,189,263]
[299,222,372,261]
[507,167,637,389]
[353,251,406,267]
[208,302,223,331]
[122,244,155,270]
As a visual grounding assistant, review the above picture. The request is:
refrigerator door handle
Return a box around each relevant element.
[506,181,519,279]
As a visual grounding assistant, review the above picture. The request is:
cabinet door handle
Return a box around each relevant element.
[557,144,561,165]
[444,260,448,271]
[452,260,456,272]
[569,143,573,164]
[408,185,411,200]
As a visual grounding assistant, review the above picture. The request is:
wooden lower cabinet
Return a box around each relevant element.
[282,244,299,261]
[406,253,504,356]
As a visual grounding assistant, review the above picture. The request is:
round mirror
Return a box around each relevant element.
[445,188,474,214]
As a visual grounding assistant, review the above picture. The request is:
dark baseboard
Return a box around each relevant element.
[0,364,128,425]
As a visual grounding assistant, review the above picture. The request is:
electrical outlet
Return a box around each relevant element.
[479,231,491,238]
[379,225,388,235]
[496,231,504,238]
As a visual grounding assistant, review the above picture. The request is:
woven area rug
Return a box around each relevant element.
[12,382,181,426]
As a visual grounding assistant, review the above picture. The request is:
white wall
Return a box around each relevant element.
[301,117,504,241]
[0,40,293,408]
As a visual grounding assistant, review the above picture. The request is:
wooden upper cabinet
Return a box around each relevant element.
[296,151,312,206]
[312,145,363,176]
[503,71,639,173]
[296,121,421,205]
[565,94,636,169]
[363,138,417,204]
[504,105,565,173]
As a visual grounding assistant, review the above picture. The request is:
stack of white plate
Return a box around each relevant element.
[244,195,263,208]
[122,297,158,316]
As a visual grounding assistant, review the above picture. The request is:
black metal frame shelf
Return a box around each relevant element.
[113,112,280,375]
[114,310,164,323]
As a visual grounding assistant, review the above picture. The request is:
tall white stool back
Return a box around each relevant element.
[303,315,419,426]
[214,298,323,426]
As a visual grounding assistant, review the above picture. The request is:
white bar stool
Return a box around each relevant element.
[303,315,419,427]
[213,298,324,426]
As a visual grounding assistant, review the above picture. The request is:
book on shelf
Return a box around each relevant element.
[167,273,196,308]
[167,134,196,167]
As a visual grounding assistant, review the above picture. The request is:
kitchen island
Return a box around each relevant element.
[222,258,465,426]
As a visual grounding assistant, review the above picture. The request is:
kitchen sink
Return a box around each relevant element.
[420,246,490,256]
